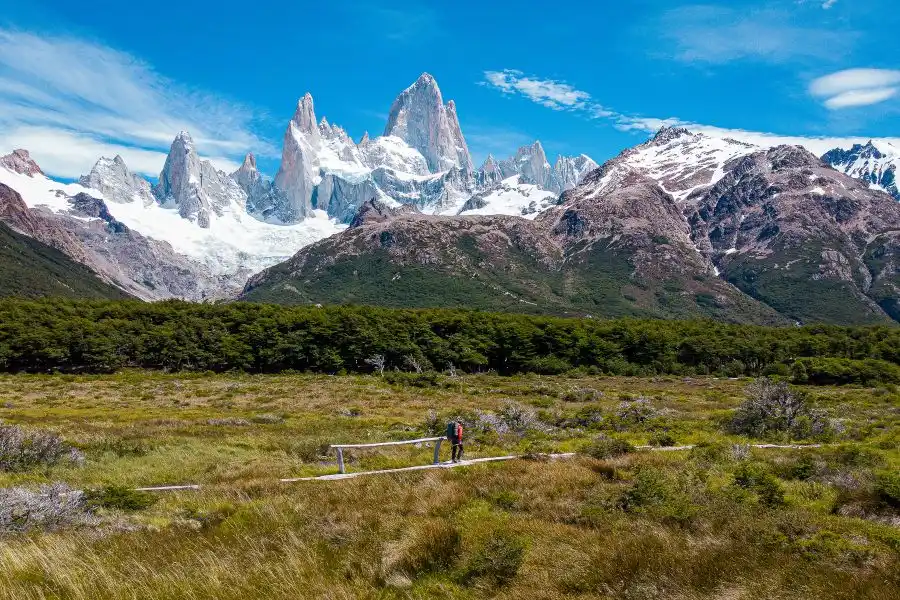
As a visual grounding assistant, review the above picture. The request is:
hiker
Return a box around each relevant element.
[445,420,464,463]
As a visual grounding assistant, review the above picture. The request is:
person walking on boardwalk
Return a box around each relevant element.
[446,420,464,463]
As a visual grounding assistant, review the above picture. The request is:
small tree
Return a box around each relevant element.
[404,355,424,374]
[365,354,386,376]
[728,378,830,440]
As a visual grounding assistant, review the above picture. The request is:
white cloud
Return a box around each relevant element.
[483,70,594,111]
[809,68,900,109]
[822,0,838,9]
[0,30,272,179]
[481,68,900,158]
[824,88,898,109]
[657,6,854,64]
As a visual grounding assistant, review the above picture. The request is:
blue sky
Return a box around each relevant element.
[1,0,898,179]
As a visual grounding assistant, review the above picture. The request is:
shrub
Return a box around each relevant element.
[874,472,900,508]
[387,520,461,579]
[611,397,663,430]
[791,357,900,386]
[581,435,634,459]
[728,378,831,440]
[84,485,157,512]
[384,371,442,388]
[459,532,526,588]
[250,413,285,425]
[561,387,603,403]
[0,425,83,472]
[88,437,154,457]
[0,483,93,534]
[649,431,677,447]
[206,417,251,427]
[733,463,785,507]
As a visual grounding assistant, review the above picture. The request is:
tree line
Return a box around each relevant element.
[0,299,897,383]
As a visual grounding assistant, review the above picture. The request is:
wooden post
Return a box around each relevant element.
[433,438,443,464]
[337,448,345,474]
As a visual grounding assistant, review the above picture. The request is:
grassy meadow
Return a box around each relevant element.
[0,371,897,599]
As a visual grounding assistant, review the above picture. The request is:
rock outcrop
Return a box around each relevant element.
[383,73,473,173]
[80,156,155,205]
[823,141,899,202]
[0,150,43,177]
[154,132,247,227]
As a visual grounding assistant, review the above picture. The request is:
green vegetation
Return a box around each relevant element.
[0,372,896,599]
[0,299,898,382]
[724,241,892,326]
[0,222,128,300]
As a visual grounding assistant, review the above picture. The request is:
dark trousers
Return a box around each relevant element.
[451,440,463,462]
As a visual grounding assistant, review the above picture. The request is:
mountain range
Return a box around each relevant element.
[0,74,898,325]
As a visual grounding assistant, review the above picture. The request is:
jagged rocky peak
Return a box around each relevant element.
[511,141,552,189]
[554,154,600,191]
[383,72,473,173]
[482,154,500,174]
[359,131,370,146]
[154,131,247,228]
[349,198,420,228]
[0,149,44,177]
[232,153,260,188]
[275,93,322,223]
[80,154,155,205]
[292,93,320,140]
[650,126,696,146]
[823,140,899,201]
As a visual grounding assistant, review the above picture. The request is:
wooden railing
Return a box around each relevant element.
[330,437,445,474]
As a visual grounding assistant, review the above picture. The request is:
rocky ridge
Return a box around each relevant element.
[243,129,900,325]
[823,141,899,202]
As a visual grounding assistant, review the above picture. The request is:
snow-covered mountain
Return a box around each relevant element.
[822,141,899,202]
[0,73,596,300]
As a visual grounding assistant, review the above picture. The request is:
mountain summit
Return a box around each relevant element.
[384,73,473,173]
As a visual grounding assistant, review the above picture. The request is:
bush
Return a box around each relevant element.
[250,413,285,425]
[88,437,154,457]
[649,431,677,447]
[791,357,900,386]
[617,469,699,524]
[611,397,663,430]
[728,378,831,440]
[459,532,526,588]
[206,417,251,427]
[384,371,442,388]
[0,425,83,472]
[0,483,93,534]
[733,463,785,507]
[390,521,461,577]
[561,387,603,403]
[874,472,900,508]
[84,485,157,512]
[581,435,635,459]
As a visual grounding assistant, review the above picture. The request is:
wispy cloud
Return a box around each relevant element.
[810,68,900,109]
[0,29,273,179]
[821,0,839,9]
[656,5,855,64]
[481,67,900,157]
[482,70,597,112]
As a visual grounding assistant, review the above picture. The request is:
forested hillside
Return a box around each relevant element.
[0,223,129,300]
[1,299,897,383]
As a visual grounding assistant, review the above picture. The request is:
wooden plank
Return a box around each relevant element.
[133,485,201,492]
[331,436,445,449]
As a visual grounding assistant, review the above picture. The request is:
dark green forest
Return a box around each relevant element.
[0,222,129,300]
[0,299,898,383]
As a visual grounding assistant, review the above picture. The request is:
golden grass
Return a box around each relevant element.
[0,372,896,599]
